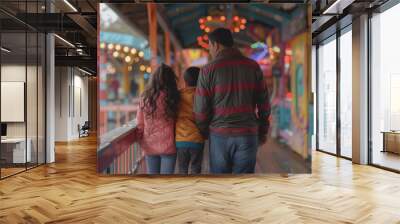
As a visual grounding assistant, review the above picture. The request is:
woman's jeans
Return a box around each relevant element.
[145,154,176,174]
[209,134,258,174]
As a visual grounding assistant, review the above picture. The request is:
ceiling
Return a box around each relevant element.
[111,3,303,49]
[311,0,390,43]
[3,0,389,72]
[0,1,310,73]
[0,0,97,73]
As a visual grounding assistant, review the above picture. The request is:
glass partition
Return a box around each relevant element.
[339,28,352,158]
[1,31,28,177]
[317,36,337,154]
[371,3,400,171]
[0,1,46,179]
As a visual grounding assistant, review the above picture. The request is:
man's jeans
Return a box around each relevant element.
[145,154,176,174]
[209,134,258,174]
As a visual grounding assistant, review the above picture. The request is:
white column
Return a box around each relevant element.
[352,14,369,164]
[46,32,55,163]
[45,0,55,163]
[312,45,317,151]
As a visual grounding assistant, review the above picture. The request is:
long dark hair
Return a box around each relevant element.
[141,63,180,120]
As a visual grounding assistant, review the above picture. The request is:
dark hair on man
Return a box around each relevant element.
[208,27,234,48]
[183,67,200,87]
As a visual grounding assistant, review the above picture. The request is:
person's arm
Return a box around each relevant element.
[194,67,212,138]
[255,66,271,145]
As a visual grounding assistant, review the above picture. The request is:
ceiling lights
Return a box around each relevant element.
[198,15,247,33]
[322,0,355,14]
[1,47,11,53]
[138,51,144,58]
[197,15,247,48]
[54,34,75,48]
[63,0,78,12]
[78,67,94,76]
[100,42,150,72]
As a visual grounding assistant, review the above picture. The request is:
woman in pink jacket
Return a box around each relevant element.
[136,64,180,174]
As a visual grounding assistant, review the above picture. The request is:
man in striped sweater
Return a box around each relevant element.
[194,28,271,174]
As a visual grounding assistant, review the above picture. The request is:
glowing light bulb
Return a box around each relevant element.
[146,67,152,73]
[234,27,240,33]
[113,51,119,58]
[220,16,226,21]
[131,48,137,54]
[100,43,105,49]
[233,16,239,21]
[123,46,129,53]
[125,55,131,63]
[273,46,281,53]
[115,44,121,51]
[107,43,114,50]
[140,65,146,71]
[241,18,247,24]
[138,51,144,57]
[205,27,210,33]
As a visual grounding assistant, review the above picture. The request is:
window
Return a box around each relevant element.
[317,36,337,154]
[339,28,352,158]
[370,3,400,171]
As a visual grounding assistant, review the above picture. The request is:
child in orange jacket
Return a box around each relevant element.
[175,67,205,174]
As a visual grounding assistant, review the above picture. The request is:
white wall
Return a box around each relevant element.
[1,64,46,163]
[1,66,26,138]
[1,65,41,137]
[55,67,69,141]
[55,67,89,141]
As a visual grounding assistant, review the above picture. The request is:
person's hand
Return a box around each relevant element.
[258,123,269,146]
[258,133,267,146]
[200,129,209,140]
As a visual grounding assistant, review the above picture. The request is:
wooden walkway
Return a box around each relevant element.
[0,135,399,223]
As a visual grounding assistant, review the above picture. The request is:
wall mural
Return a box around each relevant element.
[288,32,309,159]
[98,3,311,175]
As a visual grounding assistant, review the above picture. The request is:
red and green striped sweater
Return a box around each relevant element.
[194,47,271,137]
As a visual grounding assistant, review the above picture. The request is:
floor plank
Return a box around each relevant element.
[0,135,399,223]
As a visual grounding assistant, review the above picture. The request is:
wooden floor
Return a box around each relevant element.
[0,135,400,223]
[372,150,400,171]
[0,167,26,178]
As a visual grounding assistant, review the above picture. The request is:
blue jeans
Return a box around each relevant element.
[145,154,176,174]
[209,134,258,174]
[177,147,204,175]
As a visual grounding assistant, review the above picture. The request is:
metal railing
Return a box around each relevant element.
[97,120,146,174]
[98,98,140,134]
[99,103,139,135]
